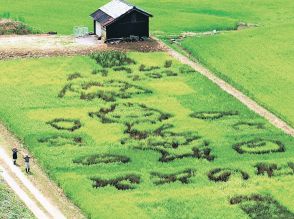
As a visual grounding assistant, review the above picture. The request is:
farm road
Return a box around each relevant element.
[0,148,65,219]
[155,38,294,137]
[0,124,85,219]
[0,34,165,59]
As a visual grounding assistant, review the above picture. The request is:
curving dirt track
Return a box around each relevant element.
[154,38,294,137]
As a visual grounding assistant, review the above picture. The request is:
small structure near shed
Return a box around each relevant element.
[90,0,153,41]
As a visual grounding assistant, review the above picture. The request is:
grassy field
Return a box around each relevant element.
[0,52,293,218]
[1,0,293,126]
[0,178,35,219]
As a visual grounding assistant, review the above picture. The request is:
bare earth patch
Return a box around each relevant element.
[0,35,165,59]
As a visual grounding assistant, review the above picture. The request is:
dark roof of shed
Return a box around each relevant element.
[90,0,152,27]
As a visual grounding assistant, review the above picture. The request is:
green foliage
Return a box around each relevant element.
[0,53,293,218]
[230,194,294,219]
[0,181,35,218]
[90,51,135,68]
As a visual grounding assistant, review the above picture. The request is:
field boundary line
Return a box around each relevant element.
[0,166,49,219]
[154,38,294,136]
[0,148,66,219]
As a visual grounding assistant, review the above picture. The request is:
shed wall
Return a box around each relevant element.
[105,10,149,40]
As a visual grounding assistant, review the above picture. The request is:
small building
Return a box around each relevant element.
[90,0,153,41]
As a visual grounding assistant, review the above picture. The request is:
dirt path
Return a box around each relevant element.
[154,38,294,137]
[0,165,49,219]
[0,148,66,219]
[0,34,165,59]
[0,124,85,219]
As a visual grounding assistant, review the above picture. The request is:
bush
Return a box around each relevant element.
[90,51,136,68]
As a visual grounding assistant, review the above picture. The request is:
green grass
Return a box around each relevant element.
[0,179,35,219]
[0,52,293,218]
[178,23,294,126]
[1,0,293,127]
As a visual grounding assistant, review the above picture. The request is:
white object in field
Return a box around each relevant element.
[73,26,89,37]
[100,0,132,18]
[95,21,102,36]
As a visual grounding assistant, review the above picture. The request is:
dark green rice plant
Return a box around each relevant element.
[229,194,294,218]
[90,51,135,68]
[190,111,239,120]
[38,135,83,147]
[139,64,160,72]
[46,118,82,132]
[113,66,132,74]
[67,72,82,81]
[91,174,140,190]
[233,139,285,154]
[73,154,130,165]
[207,168,249,182]
[164,60,173,68]
[150,169,195,185]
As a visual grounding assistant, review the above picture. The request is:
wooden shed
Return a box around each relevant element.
[90,0,153,41]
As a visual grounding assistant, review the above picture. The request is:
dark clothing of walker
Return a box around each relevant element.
[12,148,18,165]
[24,155,31,173]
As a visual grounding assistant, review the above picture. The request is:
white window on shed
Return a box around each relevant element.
[95,21,102,37]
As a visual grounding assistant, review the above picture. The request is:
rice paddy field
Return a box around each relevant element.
[0,0,293,125]
[0,52,293,218]
[0,0,294,218]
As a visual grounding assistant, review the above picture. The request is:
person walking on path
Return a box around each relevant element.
[12,147,18,165]
[23,154,31,173]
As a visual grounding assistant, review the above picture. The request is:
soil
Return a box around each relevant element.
[0,35,165,60]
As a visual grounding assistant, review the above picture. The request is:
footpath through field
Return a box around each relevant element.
[0,148,66,219]
[154,38,294,137]
[0,124,85,219]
